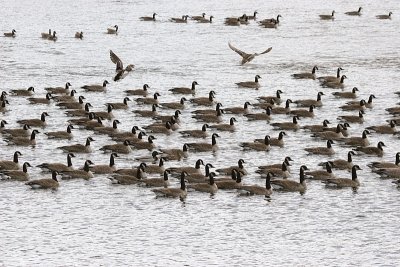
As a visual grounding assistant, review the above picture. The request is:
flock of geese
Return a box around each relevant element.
[1,7,399,201]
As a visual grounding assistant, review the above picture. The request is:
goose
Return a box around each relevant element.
[271,115,300,131]
[0,100,9,112]
[319,10,335,20]
[161,97,188,110]
[5,130,39,146]
[112,131,146,144]
[257,90,284,105]
[190,90,216,106]
[109,164,146,185]
[386,106,400,115]
[235,75,261,88]
[130,135,156,150]
[57,96,86,110]
[4,29,16,37]
[338,110,365,124]
[114,162,147,176]
[353,141,385,157]
[256,131,286,147]
[346,94,376,108]
[239,172,272,196]
[332,87,358,99]
[294,92,324,107]
[224,17,241,26]
[109,50,135,81]
[253,100,276,110]
[340,99,367,111]
[170,15,189,23]
[260,19,279,28]
[0,151,22,171]
[1,124,31,138]
[214,170,243,190]
[136,92,161,105]
[140,170,171,188]
[215,159,247,176]
[319,151,355,170]
[290,105,316,118]
[26,171,59,189]
[292,66,318,79]
[247,11,258,20]
[125,84,150,96]
[52,90,76,102]
[311,124,344,140]
[75,31,83,39]
[133,103,159,117]
[0,120,7,133]
[169,81,198,94]
[41,29,51,38]
[81,80,109,92]
[325,122,351,137]
[187,133,219,152]
[257,161,291,179]
[259,15,282,26]
[188,172,218,194]
[368,152,400,170]
[318,67,343,83]
[93,104,114,120]
[106,97,131,109]
[210,117,237,132]
[44,125,74,140]
[45,82,72,95]
[47,31,57,41]
[376,12,392,19]
[0,162,31,181]
[10,86,35,96]
[82,115,103,130]
[90,153,119,174]
[270,165,308,193]
[224,101,251,114]
[17,112,50,127]
[110,126,140,142]
[58,137,94,153]
[61,160,94,180]
[160,144,189,161]
[191,102,222,115]
[305,139,335,155]
[240,135,270,151]
[168,159,205,175]
[93,119,120,135]
[154,109,182,123]
[145,121,173,135]
[186,163,215,183]
[305,162,335,181]
[322,75,347,89]
[152,171,188,199]
[135,151,161,164]
[179,124,209,138]
[1,91,7,101]
[271,99,293,114]
[198,16,214,23]
[257,157,293,174]
[345,7,362,16]
[140,13,157,21]
[244,106,272,121]
[37,153,75,173]
[377,168,400,179]
[192,108,224,123]
[191,13,206,20]
[228,43,272,65]
[107,25,118,34]
[302,119,331,132]
[27,93,53,104]
[143,157,167,174]
[342,129,370,147]
[323,165,361,188]
[100,140,132,154]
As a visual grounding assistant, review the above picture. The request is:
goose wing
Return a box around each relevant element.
[256,47,272,55]
[228,43,250,58]
[110,50,123,71]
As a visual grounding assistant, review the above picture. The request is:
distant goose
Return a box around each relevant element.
[45,82,72,95]
[236,75,261,88]
[228,43,272,65]
[302,119,331,132]
[114,162,147,176]
[323,165,361,188]
[0,120,7,133]
[130,135,157,150]
[10,86,35,96]
[259,15,282,26]
[107,25,118,34]
[319,10,335,20]
[109,164,146,185]
[290,104,316,118]
[190,90,216,106]
[257,157,293,174]
[319,151,355,170]
[1,124,31,138]
[318,67,343,83]
[47,31,57,41]
[160,144,189,161]
[271,99,292,114]
[322,75,347,89]
[377,168,400,179]
[340,99,367,111]
[161,97,188,110]
[140,13,157,21]
[179,124,209,138]
[41,29,51,38]
[256,161,290,179]
[93,120,120,135]
[75,31,83,39]
[338,110,365,124]
[240,135,270,151]
[368,152,400,170]
[191,102,222,115]
[81,80,109,92]
[271,115,300,131]
[210,117,237,132]
[187,172,218,194]
[192,108,224,123]
[140,170,171,188]
[292,66,318,79]
[152,171,188,199]
[143,157,167,174]
[311,124,344,140]
[0,151,22,171]
[61,160,94,180]
[100,140,132,154]
[224,17,241,26]
[376,12,392,19]
[93,104,114,120]
[240,172,272,196]
[132,103,159,117]
[214,169,243,190]
[170,15,189,23]
[26,171,59,189]
[304,139,335,155]
[110,126,140,142]
[342,129,370,147]
[186,133,220,152]
[345,7,362,16]
[44,125,74,140]
[244,106,272,121]
[0,162,31,181]
[4,29,16,37]
[247,11,258,20]
[27,93,53,105]
[125,84,150,96]
[366,120,397,134]
[353,141,385,157]
[136,92,161,105]
[332,87,358,99]
[17,112,50,128]
[294,92,324,107]
[56,95,86,110]
[191,13,206,20]
[305,162,335,181]
[90,153,119,174]
[58,137,94,153]
[224,101,251,114]
[198,16,214,23]
[106,97,131,110]
[109,50,134,81]
[169,81,198,94]
[346,94,376,109]
[37,153,75,173]
[270,165,308,193]
[215,159,247,176]
[255,131,286,147]
[0,100,9,112]
[258,90,284,104]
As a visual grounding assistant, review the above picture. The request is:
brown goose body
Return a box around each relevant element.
[236,75,261,88]
[244,106,272,121]
[366,120,397,134]
[302,119,331,133]
[2,124,31,138]
[368,152,400,170]
[0,162,31,181]
[186,133,219,152]
[81,80,109,92]
[294,92,324,107]
[160,144,189,161]
[140,170,171,188]
[167,159,204,175]
[90,153,119,174]
[5,130,39,146]
[376,12,392,19]
[338,110,365,124]
[58,137,94,153]
[37,153,75,173]
[354,141,385,157]
[239,172,272,196]
[169,81,198,95]
[240,135,270,151]
[26,171,59,189]
[106,97,131,109]
[319,151,355,170]
[140,13,157,21]
[45,82,72,94]
[290,105,315,118]
[152,171,188,199]
[224,101,252,114]
[322,75,347,89]
[100,140,132,154]
[270,165,308,193]
[332,87,358,99]
[179,124,209,138]
[342,129,370,147]
[345,7,362,16]
[319,10,335,20]
[61,160,94,180]
[256,161,290,178]
[304,140,335,155]
[323,165,361,188]
[17,112,49,127]
[125,84,150,96]
[0,151,22,171]
[215,170,243,190]
[45,125,74,140]
[187,172,218,194]
[10,87,35,96]
[318,67,343,83]
[292,66,318,79]
[271,116,300,131]
[305,162,335,181]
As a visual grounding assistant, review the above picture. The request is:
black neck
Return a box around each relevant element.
[300,168,306,183]
[266,174,271,189]
[23,163,29,173]
[85,138,91,146]
[110,155,115,167]
[13,153,20,163]
[212,135,217,145]
[158,158,164,167]
[41,114,46,122]
[67,155,73,167]
[163,171,169,181]
[30,131,37,140]
[352,167,358,180]
[336,68,341,78]
[84,162,90,172]
[180,173,186,190]
[52,171,58,181]
[396,153,400,165]
[347,152,353,163]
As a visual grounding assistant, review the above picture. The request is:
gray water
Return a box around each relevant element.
[1,0,400,266]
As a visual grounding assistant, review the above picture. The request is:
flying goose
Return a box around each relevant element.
[140,170,171,188]
[368,152,400,170]
[235,75,261,89]
[244,106,272,121]
[186,133,219,152]
[224,101,252,114]
[304,139,335,155]
[305,162,335,181]
[1,124,31,138]
[209,117,237,132]
[240,135,270,151]
[27,93,53,105]
[239,172,272,196]
[58,137,94,153]
[179,124,209,138]
[170,15,189,23]
[187,172,218,194]
[338,110,365,124]
[319,151,355,170]
[106,97,131,109]
[345,7,362,16]
[257,90,284,105]
[82,80,109,92]
[214,170,243,190]
[107,25,118,34]
[90,153,119,174]
[160,144,189,161]
[44,125,74,140]
[292,66,318,79]
[294,92,324,107]
[376,12,392,19]
[342,129,370,147]
[318,67,343,83]
[125,84,150,96]
[5,129,39,146]
[136,92,161,105]
[290,105,316,118]
[41,29,51,38]
[75,31,83,39]
[332,87,358,99]
[0,151,22,171]
[140,13,157,21]
[0,162,31,181]
[228,43,272,65]
[322,75,347,89]
[100,140,132,154]
[271,115,300,131]
[169,81,198,94]
[45,82,72,95]
[323,165,362,188]
[37,153,75,173]
[353,141,385,157]
[302,119,331,132]
[26,171,59,189]
[167,159,205,175]
[319,10,335,20]
[109,50,135,81]
[61,160,94,180]
[191,13,206,20]
[190,90,216,106]
[10,86,35,96]
[161,97,188,110]
[152,171,188,199]
[270,165,308,193]
[4,29,16,37]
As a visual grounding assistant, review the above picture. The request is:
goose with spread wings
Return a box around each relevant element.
[109,50,135,81]
[228,42,272,65]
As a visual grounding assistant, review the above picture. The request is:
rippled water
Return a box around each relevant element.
[1,0,400,266]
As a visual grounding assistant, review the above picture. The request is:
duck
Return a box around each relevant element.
[143,157,167,174]
[0,151,23,171]
[210,117,237,132]
[37,153,75,173]
[133,104,159,117]
[41,29,51,38]
[179,124,209,138]
[235,75,262,88]
[338,110,365,124]
[270,165,308,193]
[186,133,219,152]
[170,15,189,23]
[58,137,94,153]
[304,139,335,155]
[353,141,385,157]
[81,80,109,92]
[240,135,270,151]
[318,67,343,83]
[191,13,206,20]
[4,29,16,37]
[244,106,272,121]
[160,144,189,161]
[0,162,31,181]
[319,151,355,170]
[322,75,347,89]
[109,164,146,185]
[345,7,362,16]
[257,90,284,105]
[290,105,316,118]
[136,92,161,105]
[302,119,331,132]
[1,124,31,138]
[214,169,243,190]
[44,125,74,140]
[332,87,358,99]
[271,115,300,131]
[47,31,57,41]
[125,84,150,96]
[100,140,132,154]
[190,91,216,106]
[140,170,171,188]
[271,99,293,114]
[368,152,400,170]
[305,162,335,181]
[90,153,119,174]
[140,13,157,21]
[224,101,252,114]
[93,119,120,135]
[239,172,272,196]
[109,50,135,81]
[169,81,198,94]
[75,31,83,39]
[294,92,324,107]
[10,86,35,96]
[106,97,131,109]
[228,43,272,65]
[161,97,188,110]
[26,171,59,189]
[187,172,218,194]
[319,10,335,20]
[152,171,188,199]
[292,66,318,79]
[45,82,72,95]
[323,165,362,188]
[167,159,205,175]
[376,12,392,19]
[130,135,156,150]
[256,161,290,179]
[215,159,247,176]
[61,160,94,180]
[342,129,370,147]
[57,96,86,110]
[5,129,40,146]
[107,25,118,34]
